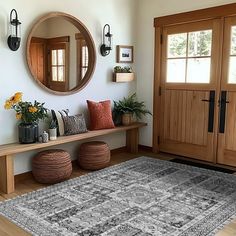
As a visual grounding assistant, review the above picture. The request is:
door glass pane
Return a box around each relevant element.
[58,49,65,66]
[168,33,187,58]
[52,50,57,66]
[167,59,186,83]
[52,67,57,81]
[187,58,211,83]
[228,57,236,84]
[188,30,212,57]
[58,66,65,82]
[231,26,236,55]
[82,46,88,66]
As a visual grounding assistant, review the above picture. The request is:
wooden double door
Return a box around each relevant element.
[158,16,236,167]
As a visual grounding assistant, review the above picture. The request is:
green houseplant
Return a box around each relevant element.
[113,93,151,125]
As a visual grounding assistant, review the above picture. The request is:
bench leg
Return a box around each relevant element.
[126,128,139,153]
[0,155,14,194]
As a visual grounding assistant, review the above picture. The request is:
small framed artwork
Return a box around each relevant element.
[116,45,134,63]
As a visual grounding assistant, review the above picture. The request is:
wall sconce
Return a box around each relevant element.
[100,24,113,56]
[8,9,21,51]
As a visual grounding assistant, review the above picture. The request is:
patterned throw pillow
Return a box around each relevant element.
[87,100,115,130]
[62,114,88,136]
[51,109,69,136]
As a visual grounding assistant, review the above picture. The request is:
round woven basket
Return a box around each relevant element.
[32,149,72,184]
[78,141,110,170]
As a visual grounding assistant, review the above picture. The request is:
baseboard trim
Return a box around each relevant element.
[14,146,128,183]
[138,145,153,152]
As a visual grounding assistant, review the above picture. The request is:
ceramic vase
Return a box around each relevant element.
[18,123,38,144]
[49,128,57,140]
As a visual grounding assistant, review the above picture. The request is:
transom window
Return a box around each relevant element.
[166,30,212,83]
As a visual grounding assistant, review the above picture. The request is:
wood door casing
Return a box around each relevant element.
[29,37,47,84]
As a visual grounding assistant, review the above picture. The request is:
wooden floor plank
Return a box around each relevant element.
[0,150,234,236]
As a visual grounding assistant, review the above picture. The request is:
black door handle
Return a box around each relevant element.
[201,91,215,133]
[219,91,229,133]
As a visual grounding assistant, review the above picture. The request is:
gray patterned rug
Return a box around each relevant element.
[0,156,236,236]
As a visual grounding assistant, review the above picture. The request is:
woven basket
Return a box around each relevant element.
[32,149,72,184]
[78,141,110,170]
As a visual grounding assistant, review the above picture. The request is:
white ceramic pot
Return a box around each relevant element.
[49,128,57,140]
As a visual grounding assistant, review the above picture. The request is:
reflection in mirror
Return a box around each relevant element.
[27,13,96,95]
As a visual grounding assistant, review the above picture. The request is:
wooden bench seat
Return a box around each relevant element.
[0,122,146,194]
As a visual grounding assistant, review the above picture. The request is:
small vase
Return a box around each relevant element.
[49,128,57,140]
[122,113,133,126]
[18,123,38,144]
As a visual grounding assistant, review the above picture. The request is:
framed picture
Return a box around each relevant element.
[116,45,134,63]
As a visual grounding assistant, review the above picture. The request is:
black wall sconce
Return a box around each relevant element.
[8,9,21,51]
[100,24,112,56]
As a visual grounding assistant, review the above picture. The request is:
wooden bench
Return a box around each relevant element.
[0,122,146,194]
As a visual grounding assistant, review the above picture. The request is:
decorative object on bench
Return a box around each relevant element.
[51,109,69,136]
[48,119,57,140]
[87,100,115,130]
[62,114,87,135]
[113,93,151,126]
[32,149,72,184]
[4,92,48,143]
[78,141,110,170]
[113,66,135,82]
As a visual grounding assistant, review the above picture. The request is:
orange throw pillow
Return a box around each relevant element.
[87,100,115,130]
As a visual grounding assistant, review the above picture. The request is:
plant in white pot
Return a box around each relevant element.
[113,93,151,126]
[48,119,57,140]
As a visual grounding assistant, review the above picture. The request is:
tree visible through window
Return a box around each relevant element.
[166,30,212,83]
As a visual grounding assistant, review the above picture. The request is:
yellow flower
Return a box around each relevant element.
[9,92,22,104]
[4,100,13,110]
[29,106,38,113]
[16,113,22,120]
[13,92,23,103]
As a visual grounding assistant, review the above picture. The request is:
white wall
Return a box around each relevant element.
[135,0,236,147]
[0,0,137,175]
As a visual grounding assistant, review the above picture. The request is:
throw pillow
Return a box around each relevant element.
[63,114,88,135]
[51,109,69,136]
[87,100,115,130]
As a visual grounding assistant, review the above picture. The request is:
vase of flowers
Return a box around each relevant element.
[4,92,48,144]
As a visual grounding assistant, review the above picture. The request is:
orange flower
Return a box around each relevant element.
[29,106,38,113]
[4,100,13,110]
[16,113,22,120]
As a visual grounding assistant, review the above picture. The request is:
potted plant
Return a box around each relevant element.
[113,93,151,126]
[113,66,135,82]
[4,92,48,143]
[48,119,57,140]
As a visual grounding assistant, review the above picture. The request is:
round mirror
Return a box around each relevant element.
[27,12,96,95]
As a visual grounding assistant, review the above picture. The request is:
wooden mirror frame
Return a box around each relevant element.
[26,12,96,95]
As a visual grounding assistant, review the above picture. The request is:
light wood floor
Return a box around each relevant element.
[0,151,235,236]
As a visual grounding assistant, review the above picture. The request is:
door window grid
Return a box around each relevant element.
[51,49,65,82]
[228,26,236,84]
[166,30,212,84]
[81,46,88,78]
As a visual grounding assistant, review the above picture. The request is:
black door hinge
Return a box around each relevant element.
[157,136,160,145]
